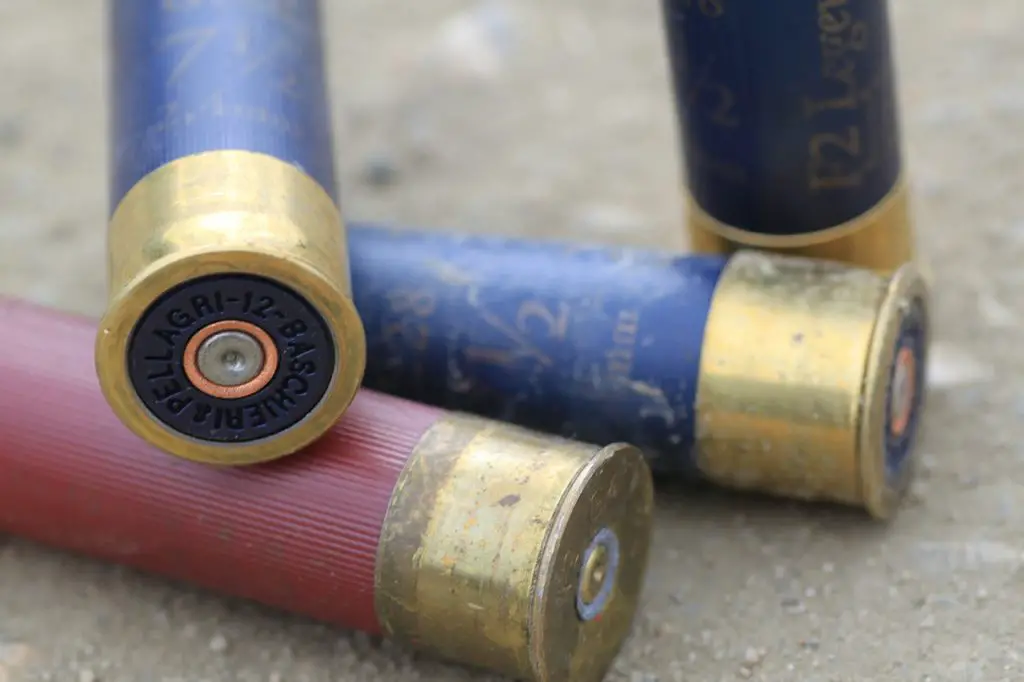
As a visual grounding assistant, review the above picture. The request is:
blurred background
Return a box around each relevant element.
[1,1,1022,680]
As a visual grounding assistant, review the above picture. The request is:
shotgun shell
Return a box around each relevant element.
[0,297,653,682]
[348,225,929,519]
[661,0,917,273]
[98,0,365,465]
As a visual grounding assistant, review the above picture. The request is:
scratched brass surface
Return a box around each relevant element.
[687,180,916,273]
[695,250,930,519]
[96,150,366,465]
[375,413,654,682]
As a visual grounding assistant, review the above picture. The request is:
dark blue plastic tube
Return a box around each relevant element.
[110,0,337,210]
[662,0,914,271]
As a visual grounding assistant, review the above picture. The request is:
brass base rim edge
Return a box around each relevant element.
[685,175,911,250]
[528,442,655,682]
[858,261,931,520]
[95,249,366,466]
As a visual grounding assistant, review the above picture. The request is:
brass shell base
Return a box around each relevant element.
[375,414,655,682]
[696,251,930,519]
[686,180,916,274]
[96,150,366,466]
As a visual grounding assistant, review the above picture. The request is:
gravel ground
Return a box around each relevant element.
[1,1,1022,680]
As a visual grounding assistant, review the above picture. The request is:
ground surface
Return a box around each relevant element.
[1,1,1022,681]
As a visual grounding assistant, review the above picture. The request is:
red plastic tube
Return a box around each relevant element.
[0,296,426,634]
[0,297,654,682]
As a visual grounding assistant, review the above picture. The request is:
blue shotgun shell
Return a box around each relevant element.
[348,225,929,519]
[661,0,915,272]
[99,0,365,465]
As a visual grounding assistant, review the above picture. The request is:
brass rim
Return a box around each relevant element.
[686,175,910,249]
[96,249,365,466]
[859,261,930,519]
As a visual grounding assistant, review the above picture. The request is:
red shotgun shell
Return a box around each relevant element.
[0,298,654,682]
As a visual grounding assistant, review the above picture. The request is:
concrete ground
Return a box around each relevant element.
[0,1,1021,680]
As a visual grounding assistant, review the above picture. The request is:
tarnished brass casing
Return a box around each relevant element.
[375,414,655,682]
[696,251,929,519]
[96,151,366,466]
[687,181,916,273]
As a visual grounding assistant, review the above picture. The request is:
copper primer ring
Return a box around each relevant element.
[889,345,916,437]
[183,320,279,400]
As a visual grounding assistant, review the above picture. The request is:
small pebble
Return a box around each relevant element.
[781,597,806,614]
[360,154,400,188]
[78,670,97,682]
[908,479,929,504]
[629,672,658,682]
[209,634,228,653]
[0,641,35,681]
[927,343,995,389]
[573,204,645,238]
[0,119,22,147]
[977,293,1017,328]
[919,454,939,477]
